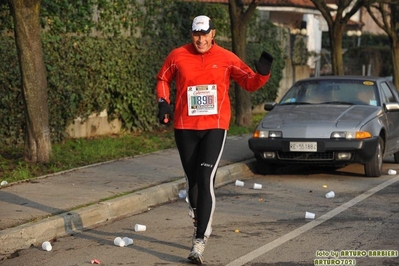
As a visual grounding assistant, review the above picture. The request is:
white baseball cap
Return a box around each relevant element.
[191,15,215,34]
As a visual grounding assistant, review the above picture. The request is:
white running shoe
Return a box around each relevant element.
[188,238,206,264]
[192,230,209,245]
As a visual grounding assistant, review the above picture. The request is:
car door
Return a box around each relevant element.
[380,82,399,155]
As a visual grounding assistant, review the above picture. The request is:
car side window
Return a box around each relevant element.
[380,82,395,104]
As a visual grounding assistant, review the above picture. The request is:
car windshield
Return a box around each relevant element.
[279,80,379,106]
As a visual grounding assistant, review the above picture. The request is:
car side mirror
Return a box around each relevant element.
[264,102,277,111]
[384,103,399,112]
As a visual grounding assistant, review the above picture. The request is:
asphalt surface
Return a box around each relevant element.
[0,134,256,260]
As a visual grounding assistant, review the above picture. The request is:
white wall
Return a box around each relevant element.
[304,14,322,70]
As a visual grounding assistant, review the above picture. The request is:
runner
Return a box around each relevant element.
[156,15,273,264]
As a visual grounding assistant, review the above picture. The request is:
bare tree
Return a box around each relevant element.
[228,0,259,127]
[310,0,366,75]
[365,0,399,89]
[8,0,51,163]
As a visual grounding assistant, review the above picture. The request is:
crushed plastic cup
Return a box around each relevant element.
[235,180,244,187]
[305,211,315,220]
[41,241,52,251]
[134,224,146,232]
[178,189,187,199]
[388,169,397,175]
[91,259,101,264]
[113,237,125,247]
[123,237,133,246]
[325,191,335,198]
[253,183,262,189]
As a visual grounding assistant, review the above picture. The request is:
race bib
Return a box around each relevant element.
[187,84,218,116]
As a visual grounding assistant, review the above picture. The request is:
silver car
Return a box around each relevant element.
[248,76,399,177]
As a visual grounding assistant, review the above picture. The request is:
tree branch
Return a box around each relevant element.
[342,0,367,22]
[241,0,258,25]
[366,2,391,35]
[310,0,334,27]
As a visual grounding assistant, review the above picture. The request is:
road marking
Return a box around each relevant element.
[226,175,399,266]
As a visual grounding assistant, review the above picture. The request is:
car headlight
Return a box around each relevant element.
[253,130,282,138]
[331,131,372,139]
[269,131,282,138]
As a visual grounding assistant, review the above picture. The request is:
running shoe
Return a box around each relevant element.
[188,238,206,264]
[192,229,209,245]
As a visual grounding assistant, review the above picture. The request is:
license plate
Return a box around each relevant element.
[290,142,317,152]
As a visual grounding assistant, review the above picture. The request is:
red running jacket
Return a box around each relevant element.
[156,42,270,130]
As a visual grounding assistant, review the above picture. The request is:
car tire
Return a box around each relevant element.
[364,137,383,177]
[394,151,399,163]
[255,155,276,175]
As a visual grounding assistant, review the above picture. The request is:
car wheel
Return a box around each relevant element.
[394,151,399,163]
[255,155,276,175]
[364,137,383,177]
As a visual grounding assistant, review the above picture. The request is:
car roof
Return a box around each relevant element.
[296,75,390,83]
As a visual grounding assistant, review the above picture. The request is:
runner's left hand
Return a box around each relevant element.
[254,51,273,75]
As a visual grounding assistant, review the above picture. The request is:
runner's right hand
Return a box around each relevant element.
[158,99,173,125]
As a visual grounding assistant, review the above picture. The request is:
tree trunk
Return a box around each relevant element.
[8,0,51,163]
[310,0,366,76]
[228,0,258,127]
[365,1,399,88]
[390,4,399,89]
[390,38,399,89]
[329,24,345,75]
[231,18,252,126]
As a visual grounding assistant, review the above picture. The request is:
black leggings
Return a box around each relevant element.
[174,129,227,239]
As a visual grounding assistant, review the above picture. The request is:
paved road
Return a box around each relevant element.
[2,162,399,266]
[0,134,255,259]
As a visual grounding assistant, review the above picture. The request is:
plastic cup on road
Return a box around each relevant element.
[253,183,262,189]
[305,211,315,219]
[114,237,125,247]
[388,169,397,175]
[235,180,244,187]
[178,189,187,199]
[41,241,52,251]
[325,191,335,198]
[122,237,133,246]
[134,224,146,232]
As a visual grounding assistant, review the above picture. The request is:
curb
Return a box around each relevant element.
[0,159,255,258]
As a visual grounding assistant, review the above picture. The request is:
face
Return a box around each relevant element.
[191,29,215,54]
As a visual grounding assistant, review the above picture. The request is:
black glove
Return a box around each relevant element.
[254,51,273,75]
[158,98,173,125]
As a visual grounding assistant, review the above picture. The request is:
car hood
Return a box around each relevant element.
[259,104,381,138]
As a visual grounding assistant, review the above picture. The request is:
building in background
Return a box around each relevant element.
[194,0,387,100]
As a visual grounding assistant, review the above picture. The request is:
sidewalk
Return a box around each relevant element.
[0,134,256,259]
